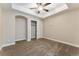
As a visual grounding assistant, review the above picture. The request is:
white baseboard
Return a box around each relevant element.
[27,39,31,41]
[0,42,15,50]
[15,38,26,41]
[44,37,79,48]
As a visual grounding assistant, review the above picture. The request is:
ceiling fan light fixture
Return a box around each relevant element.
[30,3,51,14]
[38,6,43,11]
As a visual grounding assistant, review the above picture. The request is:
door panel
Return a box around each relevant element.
[31,21,37,39]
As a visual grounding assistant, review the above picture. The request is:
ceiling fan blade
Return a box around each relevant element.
[30,8,37,9]
[43,3,51,6]
[43,9,49,12]
[37,11,40,14]
[36,3,42,6]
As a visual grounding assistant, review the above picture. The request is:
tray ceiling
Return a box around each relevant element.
[12,3,68,19]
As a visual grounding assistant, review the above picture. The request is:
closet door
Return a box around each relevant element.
[31,21,37,39]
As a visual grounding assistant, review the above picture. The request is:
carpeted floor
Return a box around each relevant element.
[0,38,79,56]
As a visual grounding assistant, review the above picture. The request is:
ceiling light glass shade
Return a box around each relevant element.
[38,6,43,11]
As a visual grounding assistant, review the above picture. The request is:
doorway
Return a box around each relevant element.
[31,21,37,40]
[15,16,27,41]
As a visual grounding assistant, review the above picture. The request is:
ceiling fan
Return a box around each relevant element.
[30,3,51,14]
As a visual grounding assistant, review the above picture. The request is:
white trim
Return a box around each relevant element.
[44,37,79,48]
[27,39,31,41]
[0,42,15,50]
[0,47,2,50]
[15,38,26,41]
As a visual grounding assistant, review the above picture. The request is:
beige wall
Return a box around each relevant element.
[43,8,79,46]
[2,9,15,45]
[0,7,3,48]
[0,6,43,48]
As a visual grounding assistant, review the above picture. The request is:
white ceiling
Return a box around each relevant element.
[12,3,68,19]
[1,3,79,19]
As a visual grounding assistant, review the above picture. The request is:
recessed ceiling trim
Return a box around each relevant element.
[12,3,68,19]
